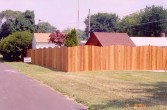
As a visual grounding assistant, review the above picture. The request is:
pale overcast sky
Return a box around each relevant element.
[0,0,167,30]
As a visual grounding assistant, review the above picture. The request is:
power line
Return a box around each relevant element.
[131,28,156,33]
[126,19,167,28]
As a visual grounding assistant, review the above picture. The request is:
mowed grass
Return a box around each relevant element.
[5,62,167,110]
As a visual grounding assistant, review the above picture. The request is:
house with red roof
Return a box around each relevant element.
[85,32,135,46]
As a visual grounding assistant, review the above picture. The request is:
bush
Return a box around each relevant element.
[65,29,79,47]
[0,31,32,61]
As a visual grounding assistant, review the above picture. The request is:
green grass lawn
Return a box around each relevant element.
[4,62,167,110]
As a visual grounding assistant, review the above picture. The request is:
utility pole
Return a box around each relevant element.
[77,0,80,30]
[37,19,41,33]
[88,9,91,38]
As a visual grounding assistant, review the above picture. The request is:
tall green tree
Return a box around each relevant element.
[0,19,15,38]
[15,10,35,33]
[84,13,120,36]
[65,29,79,47]
[118,12,143,36]
[0,10,35,39]
[119,5,167,37]
[0,10,22,39]
[35,22,56,33]
[139,5,167,36]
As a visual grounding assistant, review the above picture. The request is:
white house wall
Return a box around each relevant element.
[32,37,37,49]
[130,37,167,46]
[35,43,56,49]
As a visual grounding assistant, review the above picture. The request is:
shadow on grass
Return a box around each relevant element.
[0,55,63,73]
[89,82,167,110]
[144,82,167,105]
[27,63,64,73]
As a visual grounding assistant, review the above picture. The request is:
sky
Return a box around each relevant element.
[0,0,167,31]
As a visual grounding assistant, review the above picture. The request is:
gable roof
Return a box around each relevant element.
[130,37,167,46]
[34,33,51,43]
[86,32,135,46]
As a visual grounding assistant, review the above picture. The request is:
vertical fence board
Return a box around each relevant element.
[67,47,71,72]
[94,46,100,71]
[126,46,132,70]
[151,46,157,70]
[132,47,139,70]
[109,46,115,70]
[88,46,92,71]
[80,46,84,71]
[83,46,89,71]
[63,47,68,72]
[143,46,151,70]
[114,46,118,70]
[157,47,163,70]
[163,48,167,70]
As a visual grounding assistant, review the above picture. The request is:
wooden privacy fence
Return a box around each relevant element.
[26,45,167,72]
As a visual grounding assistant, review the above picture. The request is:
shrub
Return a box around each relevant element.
[65,29,79,47]
[0,31,32,61]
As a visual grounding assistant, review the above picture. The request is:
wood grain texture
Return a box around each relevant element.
[27,46,167,72]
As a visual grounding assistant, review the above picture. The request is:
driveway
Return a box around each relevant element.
[0,63,87,110]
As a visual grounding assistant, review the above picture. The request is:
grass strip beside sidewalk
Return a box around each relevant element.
[6,62,167,110]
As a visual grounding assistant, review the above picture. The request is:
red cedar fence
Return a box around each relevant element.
[26,45,167,72]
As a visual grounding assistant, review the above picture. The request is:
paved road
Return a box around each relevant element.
[0,63,87,110]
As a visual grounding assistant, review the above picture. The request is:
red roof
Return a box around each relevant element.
[34,33,50,43]
[86,32,135,46]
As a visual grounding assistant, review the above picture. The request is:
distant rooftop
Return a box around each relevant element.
[86,32,135,46]
[34,33,51,43]
[130,37,167,46]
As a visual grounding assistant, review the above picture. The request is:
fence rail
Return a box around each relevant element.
[26,45,167,72]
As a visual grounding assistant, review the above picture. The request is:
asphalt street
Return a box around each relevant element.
[0,62,86,110]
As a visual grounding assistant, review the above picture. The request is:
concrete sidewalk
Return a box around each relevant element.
[0,63,87,110]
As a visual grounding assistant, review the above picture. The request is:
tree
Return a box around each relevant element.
[62,28,71,33]
[15,10,35,33]
[0,10,35,39]
[77,29,87,40]
[35,22,56,33]
[0,10,22,39]
[49,30,66,47]
[119,5,167,37]
[139,5,167,36]
[63,28,87,40]
[65,29,79,47]
[84,13,120,35]
[0,31,32,61]
[0,10,22,25]
[0,19,15,39]
[118,12,143,36]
